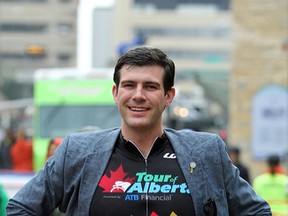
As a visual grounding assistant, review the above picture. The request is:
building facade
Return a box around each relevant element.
[112,0,231,71]
[230,0,288,178]
[1,0,231,131]
[0,0,78,83]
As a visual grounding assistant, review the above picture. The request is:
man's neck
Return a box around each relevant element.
[121,125,164,157]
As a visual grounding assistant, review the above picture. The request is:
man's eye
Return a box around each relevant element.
[123,84,134,88]
[146,85,157,90]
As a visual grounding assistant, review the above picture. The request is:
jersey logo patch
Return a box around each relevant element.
[99,164,135,192]
[163,153,176,159]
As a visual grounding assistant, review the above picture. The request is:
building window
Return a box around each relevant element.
[0,53,24,59]
[57,23,73,35]
[133,0,230,10]
[165,49,230,62]
[57,53,71,61]
[0,0,46,2]
[0,23,47,33]
[0,52,46,60]
[134,26,230,38]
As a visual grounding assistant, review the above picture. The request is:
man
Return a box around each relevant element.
[228,146,251,183]
[253,155,288,215]
[7,47,271,215]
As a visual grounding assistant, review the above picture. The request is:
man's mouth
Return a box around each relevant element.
[129,107,149,112]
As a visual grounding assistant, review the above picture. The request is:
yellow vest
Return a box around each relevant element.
[253,173,288,216]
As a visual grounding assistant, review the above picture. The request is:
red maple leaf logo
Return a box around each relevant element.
[98,164,135,192]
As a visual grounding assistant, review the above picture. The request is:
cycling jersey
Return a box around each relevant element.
[90,133,195,216]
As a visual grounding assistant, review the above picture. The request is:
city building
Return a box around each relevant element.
[0,0,78,84]
[80,0,232,130]
[1,0,231,131]
[230,0,288,178]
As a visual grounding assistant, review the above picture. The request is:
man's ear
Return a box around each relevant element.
[112,85,118,104]
[165,87,176,107]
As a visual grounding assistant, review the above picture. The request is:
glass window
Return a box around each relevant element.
[0,23,47,33]
[57,23,73,35]
[165,49,230,62]
[39,105,121,138]
[134,26,230,38]
[0,53,25,59]
[134,0,230,10]
[57,53,71,61]
[0,0,46,2]
[0,52,46,60]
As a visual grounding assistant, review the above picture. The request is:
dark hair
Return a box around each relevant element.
[267,155,280,175]
[228,147,240,156]
[113,46,175,94]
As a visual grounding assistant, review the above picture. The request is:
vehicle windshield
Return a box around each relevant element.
[39,105,121,138]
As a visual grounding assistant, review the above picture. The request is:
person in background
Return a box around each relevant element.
[46,138,63,160]
[253,155,288,216]
[10,128,33,171]
[6,47,271,215]
[0,183,9,216]
[46,128,99,161]
[0,128,15,169]
[228,146,251,184]
[45,137,65,216]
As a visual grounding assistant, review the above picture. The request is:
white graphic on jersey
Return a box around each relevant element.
[110,181,131,192]
[163,153,176,159]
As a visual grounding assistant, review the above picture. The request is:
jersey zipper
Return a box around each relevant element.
[145,158,149,216]
[128,137,159,216]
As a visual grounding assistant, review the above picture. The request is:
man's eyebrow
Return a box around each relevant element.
[120,80,135,84]
[120,80,160,85]
[144,81,161,86]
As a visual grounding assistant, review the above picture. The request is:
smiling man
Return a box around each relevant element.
[7,47,271,216]
[112,64,175,157]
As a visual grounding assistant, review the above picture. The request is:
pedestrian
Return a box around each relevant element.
[46,138,63,160]
[228,146,251,183]
[0,128,15,169]
[10,128,33,171]
[6,47,271,215]
[253,155,288,215]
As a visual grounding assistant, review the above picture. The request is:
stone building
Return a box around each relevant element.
[0,0,78,83]
[229,0,288,179]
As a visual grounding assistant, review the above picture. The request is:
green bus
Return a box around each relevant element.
[33,68,121,171]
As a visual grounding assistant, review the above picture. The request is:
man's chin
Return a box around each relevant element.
[126,120,150,130]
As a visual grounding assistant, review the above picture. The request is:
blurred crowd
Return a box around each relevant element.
[228,146,288,215]
[0,127,64,216]
[0,127,33,215]
[0,128,33,171]
[0,125,100,171]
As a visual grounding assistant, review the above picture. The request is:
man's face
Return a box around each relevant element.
[112,65,175,131]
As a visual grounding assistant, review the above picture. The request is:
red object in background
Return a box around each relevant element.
[46,138,63,159]
[219,129,227,141]
[10,138,33,171]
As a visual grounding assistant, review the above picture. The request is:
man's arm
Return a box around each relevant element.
[218,136,271,215]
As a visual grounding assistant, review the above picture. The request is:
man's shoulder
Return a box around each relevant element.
[63,127,120,151]
[164,128,222,151]
[70,127,120,139]
[164,128,219,140]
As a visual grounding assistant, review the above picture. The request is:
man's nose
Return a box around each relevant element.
[132,86,145,100]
